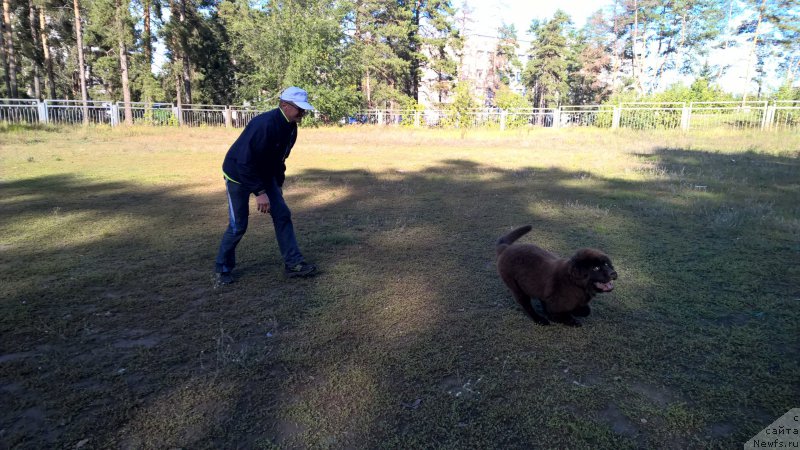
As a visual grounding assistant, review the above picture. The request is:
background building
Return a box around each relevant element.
[419,33,530,109]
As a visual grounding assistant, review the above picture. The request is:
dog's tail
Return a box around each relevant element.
[496,225,533,256]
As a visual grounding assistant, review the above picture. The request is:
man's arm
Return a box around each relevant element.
[235,122,271,195]
[276,128,297,187]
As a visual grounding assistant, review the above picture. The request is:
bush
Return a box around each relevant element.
[441,82,478,128]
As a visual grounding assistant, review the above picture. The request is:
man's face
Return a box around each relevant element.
[282,101,306,123]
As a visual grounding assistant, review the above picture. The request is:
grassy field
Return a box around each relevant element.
[1,124,798,449]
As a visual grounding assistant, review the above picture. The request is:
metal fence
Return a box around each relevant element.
[0,99,264,129]
[773,101,800,131]
[350,101,798,132]
[1,98,798,132]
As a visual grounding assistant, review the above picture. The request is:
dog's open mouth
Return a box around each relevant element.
[594,281,614,292]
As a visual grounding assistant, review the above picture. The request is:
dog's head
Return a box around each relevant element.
[568,249,618,293]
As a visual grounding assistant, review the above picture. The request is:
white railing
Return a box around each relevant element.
[46,99,116,125]
[686,101,769,131]
[772,101,800,131]
[180,104,227,127]
[618,103,685,130]
[1,99,798,132]
[558,105,616,128]
[117,102,176,126]
[0,98,39,123]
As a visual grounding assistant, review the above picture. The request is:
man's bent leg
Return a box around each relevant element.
[215,180,250,274]
[265,178,304,266]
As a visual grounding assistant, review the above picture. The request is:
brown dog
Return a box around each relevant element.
[496,225,617,326]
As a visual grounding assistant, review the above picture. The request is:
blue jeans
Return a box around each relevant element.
[215,178,303,273]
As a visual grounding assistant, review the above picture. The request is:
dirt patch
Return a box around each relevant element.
[113,336,162,349]
[630,381,680,407]
[440,375,482,400]
[707,422,735,438]
[0,352,34,364]
[0,382,24,394]
[598,403,640,437]
[111,330,165,349]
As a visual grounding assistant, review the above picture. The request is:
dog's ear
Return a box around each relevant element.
[568,253,590,283]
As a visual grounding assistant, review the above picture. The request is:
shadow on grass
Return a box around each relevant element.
[0,147,797,448]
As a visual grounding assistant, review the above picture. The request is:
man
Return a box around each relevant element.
[214,86,318,285]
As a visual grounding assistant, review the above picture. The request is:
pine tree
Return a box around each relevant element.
[491,23,522,100]
[72,0,89,122]
[37,3,56,98]
[523,11,572,109]
[2,0,18,97]
[418,0,461,104]
[219,0,358,118]
[348,0,413,108]
[26,0,43,98]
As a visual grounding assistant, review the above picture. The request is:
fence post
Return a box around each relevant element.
[37,100,48,124]
[767,104,776,130]
[173,104,182,126]
[612,107,620,129]
[414,110,420,127]
[681,104,690,130]
[552,108,561,129]
[500,110,507,131]
[224,106,232,128]
[760,101,773,130]
[110,103,120,127]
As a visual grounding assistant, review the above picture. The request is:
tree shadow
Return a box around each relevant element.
[0,146,797,448]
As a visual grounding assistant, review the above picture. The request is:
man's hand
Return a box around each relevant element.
[256,193,271,214]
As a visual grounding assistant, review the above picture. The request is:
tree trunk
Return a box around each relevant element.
[365,70,372,108]
[653,4,677,92]
[73,0,89,123]
[408,1,420,101]
[2,0,18,97]
[178,0,191,104]
[116,0,132,124]
[118,38,132,123]
[168,0,192,105]
[632,0,641,96]
[174,67,183,125]
[654,34,674,91]
[655,10,683,92]
[611,0,620,91]
[28,1,42,99]
[742,0,766,105]
[39,8,56,99]
[143,0,152,64]
[0,8,9,97]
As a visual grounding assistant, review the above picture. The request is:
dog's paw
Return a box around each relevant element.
[531,317,551,326]
[572,306,591,317]
[551,314,582,327]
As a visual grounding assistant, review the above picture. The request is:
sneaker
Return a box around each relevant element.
[284,262,317,278]
[214,271,234,287]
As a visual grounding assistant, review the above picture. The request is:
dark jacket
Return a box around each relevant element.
[222,108,297,193]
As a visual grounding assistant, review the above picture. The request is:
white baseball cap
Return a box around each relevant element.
[279,86,315,111]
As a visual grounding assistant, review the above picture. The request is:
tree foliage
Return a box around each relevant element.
[0,0,797,121]
[493,23,521,89]
[523,10,571,108]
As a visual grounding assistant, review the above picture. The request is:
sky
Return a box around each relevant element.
[458,0,779,96]
[460,0,604,38]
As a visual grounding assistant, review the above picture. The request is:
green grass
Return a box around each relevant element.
[1,124,798,448]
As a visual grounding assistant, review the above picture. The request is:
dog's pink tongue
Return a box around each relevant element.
[595,281,614,292]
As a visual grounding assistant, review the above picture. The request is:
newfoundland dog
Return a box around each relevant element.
[496,225,617,326]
